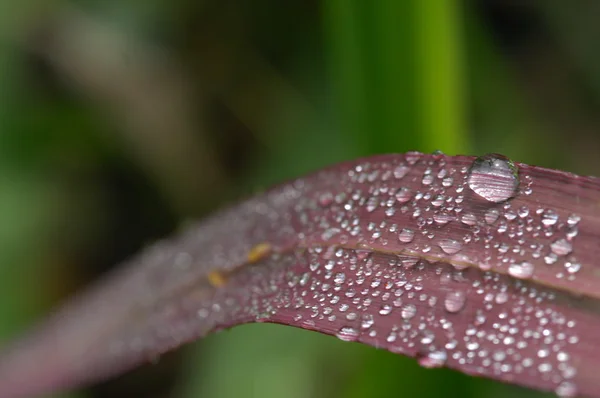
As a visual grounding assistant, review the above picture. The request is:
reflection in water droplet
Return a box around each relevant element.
[467,154,519,203]
[444,291,466,313]
[508,261,534,279]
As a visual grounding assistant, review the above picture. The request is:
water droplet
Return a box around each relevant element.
[379,305,392,316]
[418,350,447,368]
[336,327,359,342]
[361,314,374,329]
[460,213,477,226]
[395,187,413,203]
[444,291,466,313]
[399,228,415,243]
[542,210,559,227]
[467,154,519,203]
[551,238,573,256]
[401,304,417,320]
[334,272,346,284]
[318,192,334,207]
[438,239,463,255]
[485,209,500,224]
[555,381,577,398]
[508,261,534,279]
[567,214,581,227]
[394,163,410,179]
[565,261,581,274]
[366,197,378,213]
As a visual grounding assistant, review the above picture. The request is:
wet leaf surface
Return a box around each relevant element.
[1,153,600,398]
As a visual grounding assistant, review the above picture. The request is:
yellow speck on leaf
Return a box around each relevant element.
[247,242,272,263]
[207,271,227,287]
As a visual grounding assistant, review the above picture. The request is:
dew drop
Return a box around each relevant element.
[399,228,415,243]
[394,163,410,179]
[508,261,534,279]
[567,214,581,227]
[555,381,577,398]
[395,187,413,203]
[401,304,417,320]
[439,239,463,255]
[485,209,500,224]
[418,350,447,368]
[542,210,559,227]
[336,327,360,342]
[467,154,519,203]
[550,238,573,256]
[379,304,392,316]
[444,291,467,313]
[460,213,477,226]
[318,192,334,207]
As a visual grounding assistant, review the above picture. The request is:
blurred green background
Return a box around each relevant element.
[0,1,598,397]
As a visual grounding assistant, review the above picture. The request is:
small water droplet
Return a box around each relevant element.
[444,291,466,313]
[467,154,519,203]
[394,163,410,179]
[550,238,573,256]
[542,210,559,227]
[565,261,581,274]
[485,209,500,224]
[336,327,360,342]
[395,187,413,203]
[334,272,346,284]
[508,261,534,279]
[439,239,463,255]
[555,381,577,398]
[379,305,392,316]
[318,192,334,207]
[366,197,378,213]
[460,213,477,226]
[399,228,415,243]
[401,304,417,320]
[567,214,581,227]
[418,350,447,368]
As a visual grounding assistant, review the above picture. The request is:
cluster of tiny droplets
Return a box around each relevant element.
[107,152,584,398]
[197,153,582,397]
[193,246,579,398]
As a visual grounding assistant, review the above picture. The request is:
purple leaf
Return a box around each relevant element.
[1,152,599,398]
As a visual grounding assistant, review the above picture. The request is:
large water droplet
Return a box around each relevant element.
[467,154,519,203]
[508,261,534,279]
[444,290,467,313]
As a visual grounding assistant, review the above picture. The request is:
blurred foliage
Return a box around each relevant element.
[0,1,599,397]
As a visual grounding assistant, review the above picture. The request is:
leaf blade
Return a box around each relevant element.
[0,152,599,398]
